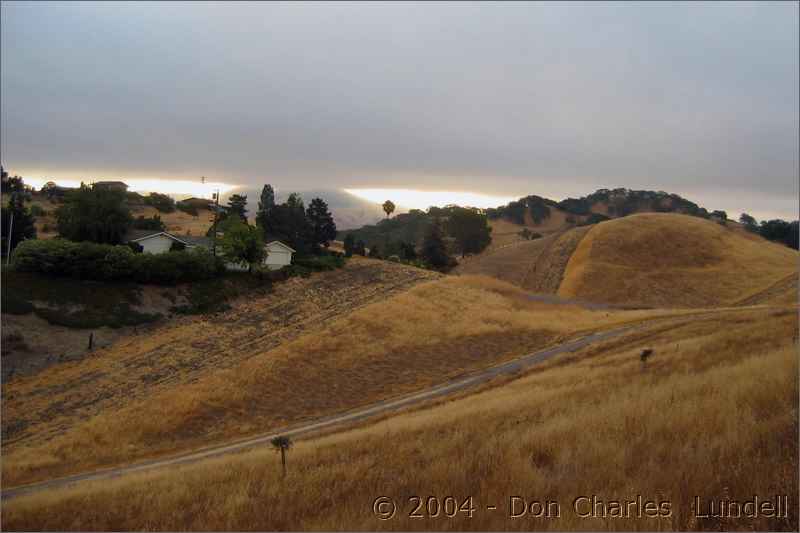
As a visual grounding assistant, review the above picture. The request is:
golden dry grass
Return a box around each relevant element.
[4,305,796,531]
[2,275,682,487]
[455,227,591,294]
[559,213,798,308]
[134,205,216,236]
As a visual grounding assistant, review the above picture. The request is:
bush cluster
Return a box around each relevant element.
[11,239,225,285]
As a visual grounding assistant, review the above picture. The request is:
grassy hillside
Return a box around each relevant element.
[5,305,797,530]
[559,213,798,307]
[2,274,682,487]
[455,226,592,294]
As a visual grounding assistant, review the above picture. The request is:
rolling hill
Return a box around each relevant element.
[559,213,798,307]
[5,304,797,530]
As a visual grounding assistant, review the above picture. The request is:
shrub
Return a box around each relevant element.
[144,192,176,213]
[292,254,346,272]
[11,239,223,285]
[176,202,199,217]
[132,215,166,231]
[29,205,46,217]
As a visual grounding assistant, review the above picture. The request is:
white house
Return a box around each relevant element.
[125,230,295,270]
[263,240,296,270]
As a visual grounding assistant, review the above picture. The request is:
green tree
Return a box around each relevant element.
[55,185,132,244]
[144,192,175,213]
[711,210,728,225]
[217,217,265,272]
[399,241,417,260]
[1,192,37,256]
[343,233,355,257]
[1,166,25,195]
[132,214,166,231]
[305,197,337,253]
[421,218,453,270]
[445,206,492,257]
[270,435,293,477]
[739,213,758,233]
[382,200,396,218]
[261,193,313,253]
[227,194,248,221]
[255,184,275,230]
[759,219,799,249]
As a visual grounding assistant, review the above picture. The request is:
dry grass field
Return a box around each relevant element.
[454,227,591,295]
[560,213,798,307]
[22,194,217,240]
[1,259,439,479]
[4,304,796,531]
[3,273,685,488]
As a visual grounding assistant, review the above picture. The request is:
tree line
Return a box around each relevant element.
[338,204,492,271]
[1,169,341,273]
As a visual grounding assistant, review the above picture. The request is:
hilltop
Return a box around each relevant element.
[339,188,719,254]
[559,213,798,307]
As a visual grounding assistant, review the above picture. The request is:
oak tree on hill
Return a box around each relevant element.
[421,217,454,270]
[445,206,492,257]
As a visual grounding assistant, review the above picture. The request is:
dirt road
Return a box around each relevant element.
[2,325,633,501]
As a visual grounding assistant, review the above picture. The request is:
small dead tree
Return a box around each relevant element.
[271,435,293,477]
[640,348,653,369]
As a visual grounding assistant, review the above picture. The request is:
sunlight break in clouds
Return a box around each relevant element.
[345,189,515,210]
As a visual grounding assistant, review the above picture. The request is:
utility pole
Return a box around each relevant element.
[5,209,13,265]
[211,188,220,257]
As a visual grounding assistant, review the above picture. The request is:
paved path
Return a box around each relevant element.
[2,325,634,501]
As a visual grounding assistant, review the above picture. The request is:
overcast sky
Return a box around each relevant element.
[1,1,798,219]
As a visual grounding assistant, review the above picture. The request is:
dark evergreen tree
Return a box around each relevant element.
[227,194,248,221]
[256,184,275,230]
[306,198,337,253]
[262,192,313,253]
[421,218,453,270]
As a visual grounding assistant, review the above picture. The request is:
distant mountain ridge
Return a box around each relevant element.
[485,188,714,226]
[340,187,720,251]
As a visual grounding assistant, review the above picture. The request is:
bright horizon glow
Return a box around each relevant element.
[21,177,238,199]
[345,188,515,210]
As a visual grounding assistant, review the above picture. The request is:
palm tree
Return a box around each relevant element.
[382,200,395,218]
[271,435,293,477]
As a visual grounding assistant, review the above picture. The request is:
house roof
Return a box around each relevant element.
[265,240,296,253]
[124,230,290,253]
[124,230,212,248]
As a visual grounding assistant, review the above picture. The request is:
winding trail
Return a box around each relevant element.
[2,325,635,501]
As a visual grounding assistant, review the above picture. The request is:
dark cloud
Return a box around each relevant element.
[1,1,797,218]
